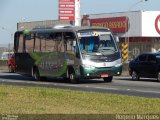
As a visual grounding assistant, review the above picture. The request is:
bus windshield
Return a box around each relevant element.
[77,30,117,55]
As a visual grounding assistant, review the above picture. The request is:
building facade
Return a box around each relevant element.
[17,11,160,61]
[81,11,160,61]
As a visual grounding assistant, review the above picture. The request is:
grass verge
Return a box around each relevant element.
[0,85,160,114]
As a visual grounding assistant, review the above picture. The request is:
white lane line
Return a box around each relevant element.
[134,89,160,94]
[1,79,160,94]
[93,86,119,90]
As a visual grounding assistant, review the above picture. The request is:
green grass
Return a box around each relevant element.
[0,85,160,114]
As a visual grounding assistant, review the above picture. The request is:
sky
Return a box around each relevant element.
[0,0,159,45]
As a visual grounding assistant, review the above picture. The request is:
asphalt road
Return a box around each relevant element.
[0,70,160,98]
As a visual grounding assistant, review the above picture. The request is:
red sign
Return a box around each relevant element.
[59,10,75,14]
[59,4,75,8]
[59,0,75,2]
[90,17,129,33]
[59,0,75,21]
[155,15,160,34]
[59,16,75,20]
[81,15,129,33]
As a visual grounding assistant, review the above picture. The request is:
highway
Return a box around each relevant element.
[0,70,160,98]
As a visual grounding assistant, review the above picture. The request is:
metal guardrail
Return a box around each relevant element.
[0,60,8,66]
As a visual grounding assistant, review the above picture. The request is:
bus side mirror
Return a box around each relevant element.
[115,36,119,42]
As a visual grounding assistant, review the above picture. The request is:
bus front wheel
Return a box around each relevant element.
[103,76,113,82]
[67,68,79,84]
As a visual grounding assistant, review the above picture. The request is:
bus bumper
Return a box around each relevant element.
[80,65,122,78]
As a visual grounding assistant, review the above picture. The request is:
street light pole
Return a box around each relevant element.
[1,27,13,52]
[129,0,148,12]
[126,0,148,61]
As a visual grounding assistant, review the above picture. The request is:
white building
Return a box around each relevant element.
[81,11,160,59]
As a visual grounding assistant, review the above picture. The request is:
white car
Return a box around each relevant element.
[1,52,14,60]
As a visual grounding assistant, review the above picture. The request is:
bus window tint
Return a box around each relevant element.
[34,32,64,52]
[64,32,75,52]
[99,34,116,51]
[79,36,99,52]
[18,34,24,53]
[55,32,64,52]
[34,36,40,52]
[41,38,57,52]
[14,34,20,52]
[25,34,34,52]
[78,32,117,54]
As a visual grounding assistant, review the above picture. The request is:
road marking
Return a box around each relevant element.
[93,86,119,90]
[134,89,160,94]
[1,79,160,95]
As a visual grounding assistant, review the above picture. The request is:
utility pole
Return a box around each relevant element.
[122,0,148,62]
[1,27,13,52]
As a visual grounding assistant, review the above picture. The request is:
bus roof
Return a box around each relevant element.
[15,26,111,34]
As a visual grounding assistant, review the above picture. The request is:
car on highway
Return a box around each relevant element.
[129,52,160,82]
[1,52,13,60]
[8,53,16,73]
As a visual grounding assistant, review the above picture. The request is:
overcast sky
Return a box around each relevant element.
[0,0,159,44]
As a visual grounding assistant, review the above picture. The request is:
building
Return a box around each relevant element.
[17,11,160,61]
[81,11,160,60]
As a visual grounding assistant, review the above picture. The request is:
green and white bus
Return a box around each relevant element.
[14,26,122,83]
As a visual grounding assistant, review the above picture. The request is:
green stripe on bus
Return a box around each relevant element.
[30,52,67,76]
[53,61,67,76]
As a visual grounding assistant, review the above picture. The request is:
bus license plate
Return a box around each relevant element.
[101,74,108,77]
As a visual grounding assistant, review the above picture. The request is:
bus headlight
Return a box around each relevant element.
[115,63,122,67]
[82,64,95,70]
[82,59,95,70]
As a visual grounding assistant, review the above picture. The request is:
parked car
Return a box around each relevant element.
[129,52,160,82]
[8,53,16,73]
[1,52,14,60]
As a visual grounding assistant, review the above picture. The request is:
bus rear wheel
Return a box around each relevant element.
[157,72,160,82]
[8,65,14,73]
[33,68,41,81]
[103,76,113,82]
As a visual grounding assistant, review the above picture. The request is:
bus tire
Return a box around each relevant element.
[103,76,113,82]
[67,68,79,84]
[8,65,13,73]
[157,72,160,82]
[33,67,41,81]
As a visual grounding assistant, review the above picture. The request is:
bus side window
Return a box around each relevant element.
[64,32,80,58]
[55,32,63,52]
[34,36,41,52]
[14,34,19,52]
[64,32,76,52]
[17,34,24,53]
[46,38,57,52]
[25,34,34,52]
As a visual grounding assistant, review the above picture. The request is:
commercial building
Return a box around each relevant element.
[81,11,160,60]
[17,11,160,61]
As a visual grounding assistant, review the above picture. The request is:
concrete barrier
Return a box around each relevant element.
[121,63,129,76]
[0,60,8,65]
[0,60,8,70]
